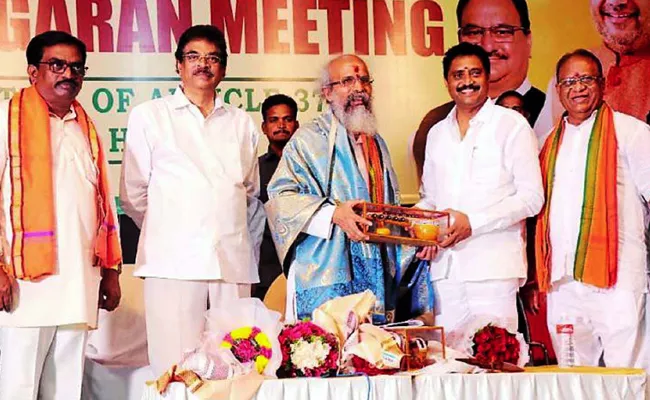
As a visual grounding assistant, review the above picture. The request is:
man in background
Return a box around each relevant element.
[535,0,650,142]
[413,0,545,179]
[253,94,299,300]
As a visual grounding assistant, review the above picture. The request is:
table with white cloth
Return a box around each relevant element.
[414,366,647,400]
[141,374,413,400]
[141,367,647,400]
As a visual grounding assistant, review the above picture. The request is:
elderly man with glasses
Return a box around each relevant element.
[120,25,264,376]
[266,54,435,324]
[0,30,122,399]
[530,49,650,368]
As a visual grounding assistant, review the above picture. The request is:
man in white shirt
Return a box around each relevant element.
[417,42,543,333]
[0,31,122,400]
[120,25,264,377]
[528,49,650,367]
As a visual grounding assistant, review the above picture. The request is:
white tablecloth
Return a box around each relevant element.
[141,374,413,400]
[413,369,647,400]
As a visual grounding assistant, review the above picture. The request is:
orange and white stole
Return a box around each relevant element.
[7,86,122,280]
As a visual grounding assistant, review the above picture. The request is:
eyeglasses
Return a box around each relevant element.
[557,75,602,88]
[327,75,374,89]
[37,59,88,76]
[458,25,528,43]
[182,52,223,65]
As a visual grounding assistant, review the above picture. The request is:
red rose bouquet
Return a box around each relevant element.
[447,316,529,368]
[472,324,522,366]
[277,321,340,378]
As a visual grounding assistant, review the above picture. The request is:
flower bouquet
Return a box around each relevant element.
[220,326,273,374]
[277,321,340,378]
[205,297,283,377]
[447,316,529,370]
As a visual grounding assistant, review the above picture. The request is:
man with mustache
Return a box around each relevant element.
[416,43,543,333]
[266,55,434,323]
[536,0,650,143]
[413,0,544,180]
[120,25,264,376]
[532,49,650,367]
[0,31,122,399]
[253,94,299,300]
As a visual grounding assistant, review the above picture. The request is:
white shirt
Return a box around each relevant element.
[120,87,261,283]
[0,100,103,328]
[548,110,650,293]
[417,99,544,282]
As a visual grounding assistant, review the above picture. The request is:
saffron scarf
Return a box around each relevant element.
[7,86,122,280]
[535,103,618,292]
[360,134,385,204]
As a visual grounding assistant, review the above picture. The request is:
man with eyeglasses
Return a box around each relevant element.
[416,42,543,334]
[529,49,650,367]
[536,0,650,144]
[0,31,123,399]
[266,54,435,324]
[412,0,544,181]
[120,25,264,376]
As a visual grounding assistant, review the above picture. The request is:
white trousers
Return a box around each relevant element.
[144,278,251,377]
[547,280,645,367]
[433,278,519,333]
[0,325,88,400]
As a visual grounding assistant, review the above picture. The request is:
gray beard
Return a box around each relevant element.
[330,101,378,135]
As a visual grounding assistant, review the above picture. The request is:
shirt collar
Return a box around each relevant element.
[447,97,495,127]
[168,85,224,111]
[514,78,532,96]
[49,105,76,121]
[263,146,281,161]
[563,108,599,128]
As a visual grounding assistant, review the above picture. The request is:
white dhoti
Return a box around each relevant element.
[547,280,645,367]
[433,278,519,333]
[144,278,251,377]
[0,325,88,400]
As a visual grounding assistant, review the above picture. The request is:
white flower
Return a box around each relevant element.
[290,339,331,372]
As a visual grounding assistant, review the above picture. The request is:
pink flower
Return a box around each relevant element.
[232,339,257,362]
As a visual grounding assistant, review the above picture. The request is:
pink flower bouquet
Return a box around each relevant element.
[278,321,339,378]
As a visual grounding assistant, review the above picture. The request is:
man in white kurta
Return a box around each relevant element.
[417,43,543,333]
[0,31,122,400]
[531,50,650,367]
[120,25,263,377]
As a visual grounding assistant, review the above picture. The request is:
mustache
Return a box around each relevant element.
[456,83,480,92]
[55,79,78,88]
[487,50,508,60]
[344,91,371,110]
[193,67,214,77]
[273,129,290,136]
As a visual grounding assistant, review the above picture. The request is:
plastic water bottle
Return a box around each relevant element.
[556,315,576,368]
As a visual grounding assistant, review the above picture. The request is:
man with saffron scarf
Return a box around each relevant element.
[266,55,435,324]
[0,31,122,399]
[530,49,650,367]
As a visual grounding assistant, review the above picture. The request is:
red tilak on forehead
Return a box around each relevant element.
[354,66,359,73]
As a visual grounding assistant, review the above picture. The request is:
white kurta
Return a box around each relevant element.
[417,99,544,282]
[120,87,262,283]
[0,100,102,328]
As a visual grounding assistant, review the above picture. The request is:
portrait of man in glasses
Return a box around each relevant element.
[266,54,435,325]
[535,0,650,143]
[120,25,264,377]
[412,0,545,181]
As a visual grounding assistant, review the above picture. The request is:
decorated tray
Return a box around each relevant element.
[353,202,449,246]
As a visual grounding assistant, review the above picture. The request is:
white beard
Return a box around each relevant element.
[330,101,378,136]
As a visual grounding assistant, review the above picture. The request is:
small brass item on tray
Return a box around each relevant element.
[353,202,450,246]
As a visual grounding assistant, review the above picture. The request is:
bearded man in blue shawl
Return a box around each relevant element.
[266,55,435,324]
